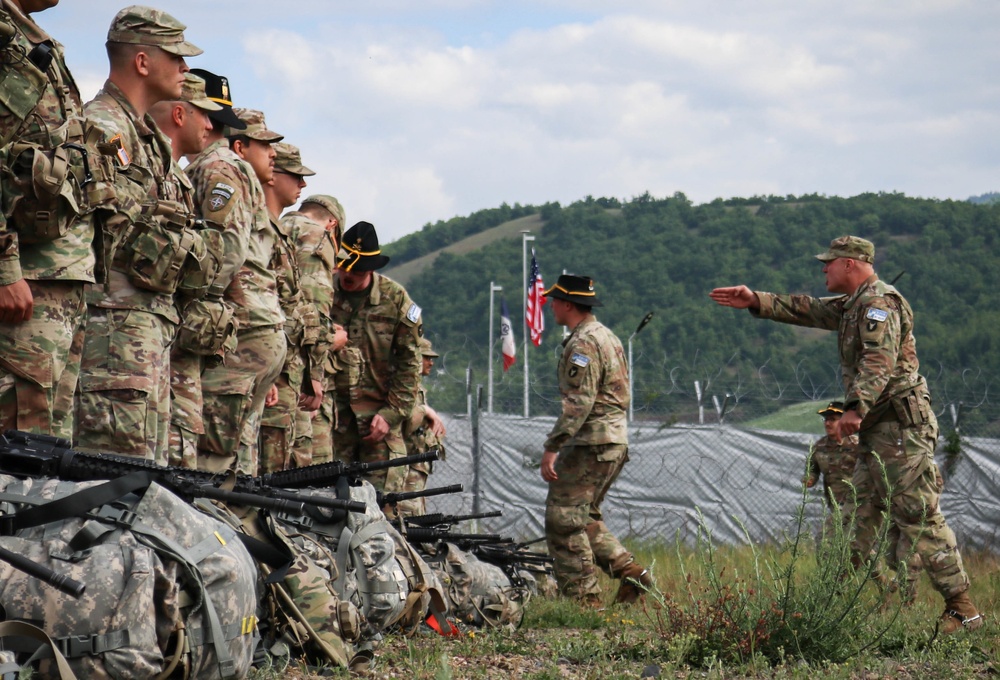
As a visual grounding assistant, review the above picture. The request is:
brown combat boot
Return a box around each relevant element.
[940,592,984,634]
[614,561,654,605]
[579,593,604,610]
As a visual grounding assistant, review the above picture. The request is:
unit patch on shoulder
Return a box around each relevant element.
[865,308,889,323]
[406,303,422,323]
[109,134,130,168]
[208,182,235,212]
[570,353,590,368]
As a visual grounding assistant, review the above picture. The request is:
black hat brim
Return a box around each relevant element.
[209,105,247,131]
[339,254,391,272]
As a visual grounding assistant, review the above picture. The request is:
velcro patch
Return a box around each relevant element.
[208,182,235,212]
[109,133,130,168]
[570,353,590,368]
[865,308,888,323]
[406,303,422,323]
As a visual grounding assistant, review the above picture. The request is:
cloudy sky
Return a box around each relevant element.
[39,0,1000,242]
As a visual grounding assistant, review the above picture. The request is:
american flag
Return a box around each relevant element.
[525,248,546,346]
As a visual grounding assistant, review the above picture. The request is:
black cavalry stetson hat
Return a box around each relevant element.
[188,68,246,130]
[817,401,845,417]
[543,274,602,307]
[338,221,391,272]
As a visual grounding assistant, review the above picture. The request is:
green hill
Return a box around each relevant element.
[387,192,1000,433]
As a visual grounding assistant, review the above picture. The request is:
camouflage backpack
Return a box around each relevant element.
[274,480,409,640]
[421,542,528,630]
[0,474,258,679]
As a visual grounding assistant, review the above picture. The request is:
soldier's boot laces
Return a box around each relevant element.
[940,592,984,634]
[614,561,654,605]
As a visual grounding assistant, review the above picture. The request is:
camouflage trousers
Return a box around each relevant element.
[309,391,335,465]
[545,443,633,598]
[845,416,970,599]
[199,326,286,474]
[75,306,175,463]
[259,371,300,474]
[331,410,408,492]
[395,459,432,518]
[168,348,204,468]
[0,280,86,440]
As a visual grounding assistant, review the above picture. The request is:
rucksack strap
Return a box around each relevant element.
[0,620,79,679]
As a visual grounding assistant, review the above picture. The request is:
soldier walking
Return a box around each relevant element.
[540,274,653,607]
[710,235,982,632]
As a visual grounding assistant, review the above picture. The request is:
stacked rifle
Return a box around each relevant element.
[391,507,554,587]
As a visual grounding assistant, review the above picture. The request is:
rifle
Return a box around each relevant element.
[402,526,504,545]
[261,449,440,489]
[0,430,368,517]
[405,510,503,527]
[377,483,463,507]
[0,545,85,599]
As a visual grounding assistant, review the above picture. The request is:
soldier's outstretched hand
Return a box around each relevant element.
[709,285,759,311]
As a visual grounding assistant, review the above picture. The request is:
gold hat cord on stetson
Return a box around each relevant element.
[339,243,381,272]
[545,283,596,297]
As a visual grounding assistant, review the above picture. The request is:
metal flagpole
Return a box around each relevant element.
[488,281,502,414]
[522,231,535,418]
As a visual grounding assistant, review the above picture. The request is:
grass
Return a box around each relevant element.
[251,538,999,679]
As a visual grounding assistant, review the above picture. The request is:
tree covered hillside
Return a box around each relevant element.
[388,193,1000,430]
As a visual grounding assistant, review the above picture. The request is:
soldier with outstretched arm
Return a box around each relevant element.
[709,235,982,633]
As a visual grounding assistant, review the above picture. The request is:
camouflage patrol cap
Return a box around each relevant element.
[273,142,316,177]
[418,337,440,358]
[818,401,845,418]
[179,74,222,112]
[543,273,603,307]
[107,5,202,57]
[229,108,283,142]
[301,194,345,226]
[815,235,875,264]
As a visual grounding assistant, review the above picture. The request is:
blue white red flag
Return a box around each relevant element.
[500,298,516,371]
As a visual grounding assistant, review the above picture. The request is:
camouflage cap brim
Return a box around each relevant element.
[188,97,223,112]
[277,163,316,177]
[245,129,284,143]
[159,39,203,57]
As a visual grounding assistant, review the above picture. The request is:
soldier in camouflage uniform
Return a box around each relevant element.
[805,401,861,513]
[187,105,286,474]
[75,6,204,463]
[259,143,327,473]
[710,235,982,632]
[329,221,422,492]
[540,275,653,607]
[148,74,235,468]
[0,0,114,440]
[282,194,345,464]
[397,337,448,517]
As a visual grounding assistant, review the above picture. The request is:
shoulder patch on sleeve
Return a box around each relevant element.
[865,308,888,323]
[570,353,590,368]
[207,182,235,213]
[406,303,422,323]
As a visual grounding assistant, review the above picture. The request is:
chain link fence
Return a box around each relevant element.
[423,368,1000,553]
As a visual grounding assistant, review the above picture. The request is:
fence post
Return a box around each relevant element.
[471,384,483,519]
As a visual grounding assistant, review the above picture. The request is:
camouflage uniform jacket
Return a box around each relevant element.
[282,211,337,386]
[84,81,177,323]
[806,433,860,508]
[329,272,421,429]
[754,274,929,426]
[186,140,282,329]
[0,1,96,284]
[271,214,324,385]
[544,314,629,452]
